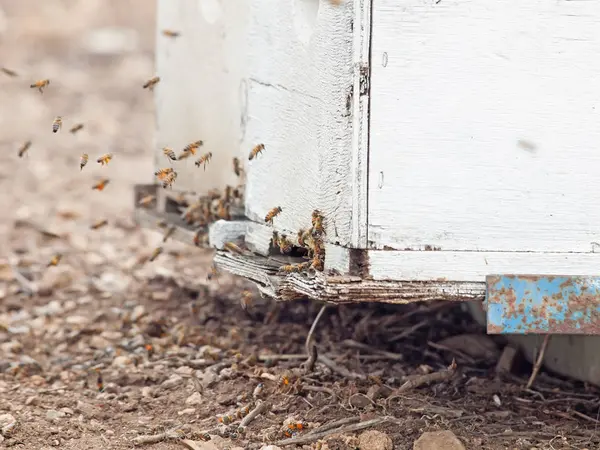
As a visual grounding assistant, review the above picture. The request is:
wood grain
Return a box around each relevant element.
[369,0,600,252]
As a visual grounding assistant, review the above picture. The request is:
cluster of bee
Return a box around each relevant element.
[217,403,252,425]
[281,420,309,439]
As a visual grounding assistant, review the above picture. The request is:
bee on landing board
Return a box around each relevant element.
[80,154,89,171]
[223,241,245,254]
[18,141,32,158]
[248,143,265,161]
[91,219,108,230]
[265,206,282,225]
[92,179,110,191]
[97,153,113,166]
[30,79,50,93]
[47,253,62,267]
[52,116,62,133]
[278,262,310,274]
[1,67,18,77]
[194,152,213,170]
[162,29,180,38]
[312,210,325,235]
[163,147,177,162]
[69,123,84,134]
[143,76,160,90]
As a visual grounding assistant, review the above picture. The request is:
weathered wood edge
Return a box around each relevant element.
[213,251,484,304]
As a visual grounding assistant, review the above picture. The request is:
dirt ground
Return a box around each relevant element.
[0,1,599,449]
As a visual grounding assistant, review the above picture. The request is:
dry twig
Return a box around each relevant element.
[132,425,186,445]
[396,359,457,394]
[305,344,318,373]
[274,416,396,446]
[305,304,327,353]
[526,334,550,390]
[317,354,366,380]
[239,400,270,428]
[342,339,404,361]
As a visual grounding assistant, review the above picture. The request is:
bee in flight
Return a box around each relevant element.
[97,153,113,166]
[18,141,32,158]
[163,147,177,162]
[47,253,62,267]
[180,140,203,159]
[1,67,17,77]
[149,246,163,262]
[30,79,50,93]
[194,152,212,170]
[162,29,180,38]
[92,179,110,191]
[265,206,282,224]
[143,76,160,90]
[52,116,62,133]
[138,194,156,207]
[162,171,177,189]
[70,123,84,134]
[240,290,253,310]
[80,153,89,171]
[233,157,243,177]
[162,225,176,243]
[91,219,108,230]
[248,143,265,161]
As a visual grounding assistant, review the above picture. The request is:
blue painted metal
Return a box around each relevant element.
[486,275,600,335]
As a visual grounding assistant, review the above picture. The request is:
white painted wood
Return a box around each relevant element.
[323,242,351,273]
[242,0,368,248]
[368,251,600,282]
[155,0,248,197]
[208,220,248,250]
[368,0,600,253]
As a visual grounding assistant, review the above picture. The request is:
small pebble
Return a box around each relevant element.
[46,410,66,421]
[177,408,196,415]
[414,430,465,450]
[185,392,203,405]
[358,430,393,450]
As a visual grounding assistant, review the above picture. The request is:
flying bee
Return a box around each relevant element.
[30,79,50,93]
[240,290,253,310]
[47,253,62,267]
[91,219,108,230]
[92,179,110,191]
[1,67,17,77]
[96,370,104,392]
[143,76,160,90]
[96,153,113,166]
[223,241,245,254]
[80,153,89,171]
[162,29,180,38]
[162,225,176,243]
[194,152,213,170]
[18,141,32,158]
[69,123,84,134]
[162,171,177,189]
[149,246,163,262]
[52,116,62,133]
[163,147,177,162]
[265,206,282,224]
[138,194,156,207]
[248,143,265,161]
[207,264,218,280]
[233,157,242,176]
[193,228,208,247]
[181,140,203,157]
[155,167,174,180]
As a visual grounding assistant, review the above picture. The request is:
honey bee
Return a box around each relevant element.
[193,228,208,246]
[138,194,156,207]
[233,157,242,176]
[223,241,245,254]
[143,76,160,90]
[248,143,265,161]
[96,370,104,392]
[91,219,108,230]
[155,167,174,180]
[162,29,180,38]
[207,264,218,280]
[181,140,203,157]
[194,152,213,170]
[47,253,62,267]
[297,228,311,248]
[278,234,294,254]
[216,200,231,220]
[1,67,17,77]
[162,225,176,242]
[311,253,324,271]
[92,179,110,191]
[30,79,50,93]
[69,123,84,134]
[162,171,177,189]
[18,141,32,158]
[312,210,325,235]
[265,206,282,224]
[52,116,62,133]
[149,246,163,262]
[278,262,310,273]
[163,147,177,162]
[80,153,89,171]
[97,153,113,166]
[240,290,253,310]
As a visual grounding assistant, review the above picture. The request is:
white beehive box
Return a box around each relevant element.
[149,0,600,300]
[143,0,600,385]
